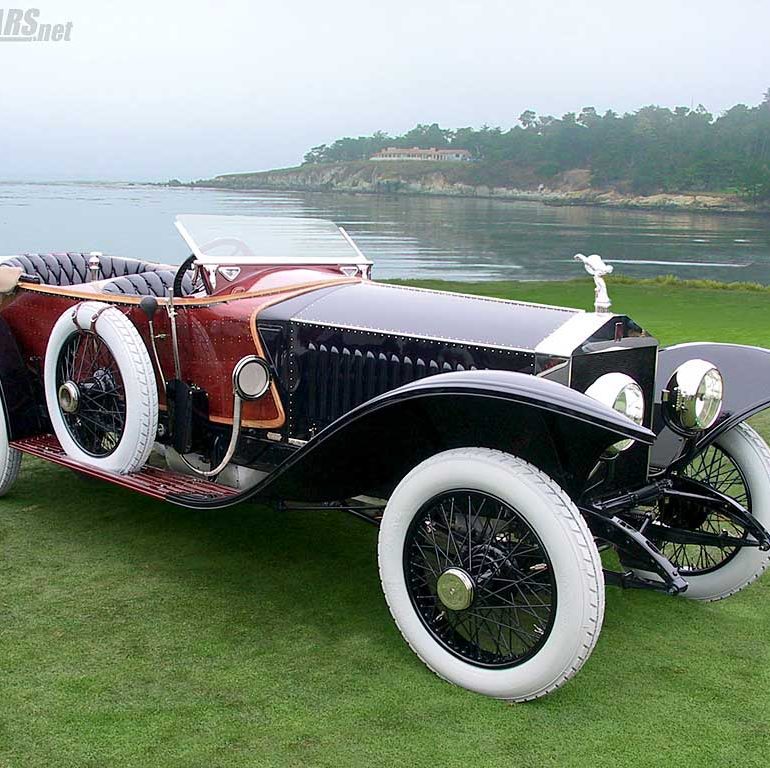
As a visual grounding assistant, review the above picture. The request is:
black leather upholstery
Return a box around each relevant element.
[101,270,193,297]
[3,252,193,297]
[4,252,167,286]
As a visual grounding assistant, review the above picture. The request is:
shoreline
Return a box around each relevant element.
[190,181,770,217]
[189,162,770,216]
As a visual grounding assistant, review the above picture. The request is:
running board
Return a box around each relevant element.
[11,434,238,503]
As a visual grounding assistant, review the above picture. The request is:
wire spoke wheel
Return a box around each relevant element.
[656,443,750,575]
[404,490,556,668]
[55,331,127,457]
[381,449,603,699]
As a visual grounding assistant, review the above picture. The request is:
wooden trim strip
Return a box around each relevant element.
[16,277,358,307]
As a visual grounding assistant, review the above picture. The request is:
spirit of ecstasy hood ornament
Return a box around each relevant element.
[574,253,613,313]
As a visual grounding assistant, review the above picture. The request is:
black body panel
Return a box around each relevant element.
[260,282,579,352]
[167,369,655,508]
[0,315,42,440]
[232,282,657,509]
[258,281,588,439]
[571,339,659,490]
[571,341,658,426]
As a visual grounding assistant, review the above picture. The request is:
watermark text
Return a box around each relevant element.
[0,8,73,41]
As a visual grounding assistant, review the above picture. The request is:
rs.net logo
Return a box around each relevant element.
[0,8,73,42]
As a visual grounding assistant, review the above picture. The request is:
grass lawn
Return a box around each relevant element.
[2,279,770,768]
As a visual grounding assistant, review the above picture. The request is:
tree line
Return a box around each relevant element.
[303,92,770,200]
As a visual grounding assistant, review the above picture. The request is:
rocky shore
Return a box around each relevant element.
[191,162,768,214]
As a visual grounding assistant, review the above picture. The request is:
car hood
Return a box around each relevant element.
[259,280,621,355]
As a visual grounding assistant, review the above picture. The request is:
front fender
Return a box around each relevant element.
[169,369,654,508]
[652,342,770,469]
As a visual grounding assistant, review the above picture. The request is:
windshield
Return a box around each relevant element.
[175,214,371,266]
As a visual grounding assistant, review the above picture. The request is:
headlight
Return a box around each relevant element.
[233,355,271,400]
[665,359,723,431]
[585,372,645,454]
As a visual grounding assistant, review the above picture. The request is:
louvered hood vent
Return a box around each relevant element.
[302,343,473,426]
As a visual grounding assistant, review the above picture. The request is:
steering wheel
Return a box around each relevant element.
[198,237,253,261]
[173,254,208,298]
[173,238,252,297]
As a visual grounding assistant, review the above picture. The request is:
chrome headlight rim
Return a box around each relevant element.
[585,372,645,454]
[232,355,271,401]
[665,358,724,433]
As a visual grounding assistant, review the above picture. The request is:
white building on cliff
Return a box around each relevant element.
[370,147,472,162]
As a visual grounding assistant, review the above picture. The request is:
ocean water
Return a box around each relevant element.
[1,181,769,283]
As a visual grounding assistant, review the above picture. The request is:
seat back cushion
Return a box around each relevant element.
[101,270,193,297]
[3,253,169,287]
[4,253,91,285]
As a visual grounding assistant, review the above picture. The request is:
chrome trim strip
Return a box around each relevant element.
[534,312,614,357]
[337,226,373,266]
[174,218,206,262]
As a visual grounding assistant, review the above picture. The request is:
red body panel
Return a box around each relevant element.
[0,274,354,428]
[207,264,353,296]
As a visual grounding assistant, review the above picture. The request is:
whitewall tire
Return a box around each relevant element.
[378,448,604,701]
[0,400,21,496]
[44,301,158,474]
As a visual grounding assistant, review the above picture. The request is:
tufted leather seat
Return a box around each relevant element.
[3,252,169,286]
[2,252,193,297]
[101,270,193,297]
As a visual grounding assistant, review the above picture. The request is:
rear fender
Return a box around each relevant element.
[652,343,770,470]
[0,315,41,440]
[169,369,654,508]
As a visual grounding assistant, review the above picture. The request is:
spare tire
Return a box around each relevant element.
[44,301,158,474]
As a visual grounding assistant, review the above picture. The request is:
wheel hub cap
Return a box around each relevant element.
[58,381,80,414]
[436,567,475,611]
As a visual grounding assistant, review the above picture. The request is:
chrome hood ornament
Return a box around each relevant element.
[574,253,613,313]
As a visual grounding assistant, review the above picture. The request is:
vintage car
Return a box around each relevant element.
[1,214,769,702]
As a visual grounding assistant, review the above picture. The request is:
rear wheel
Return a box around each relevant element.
[0,401,21,496]
[378,448,604,701]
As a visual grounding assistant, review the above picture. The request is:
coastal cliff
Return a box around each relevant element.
[192,161,764,213]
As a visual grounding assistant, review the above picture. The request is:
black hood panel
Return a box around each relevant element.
[260,281,579,351]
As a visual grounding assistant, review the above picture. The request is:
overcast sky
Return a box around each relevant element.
[1,0,767,181]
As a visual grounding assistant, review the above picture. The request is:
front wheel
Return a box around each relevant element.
[641,422,770,601]
[378,448,604,701]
